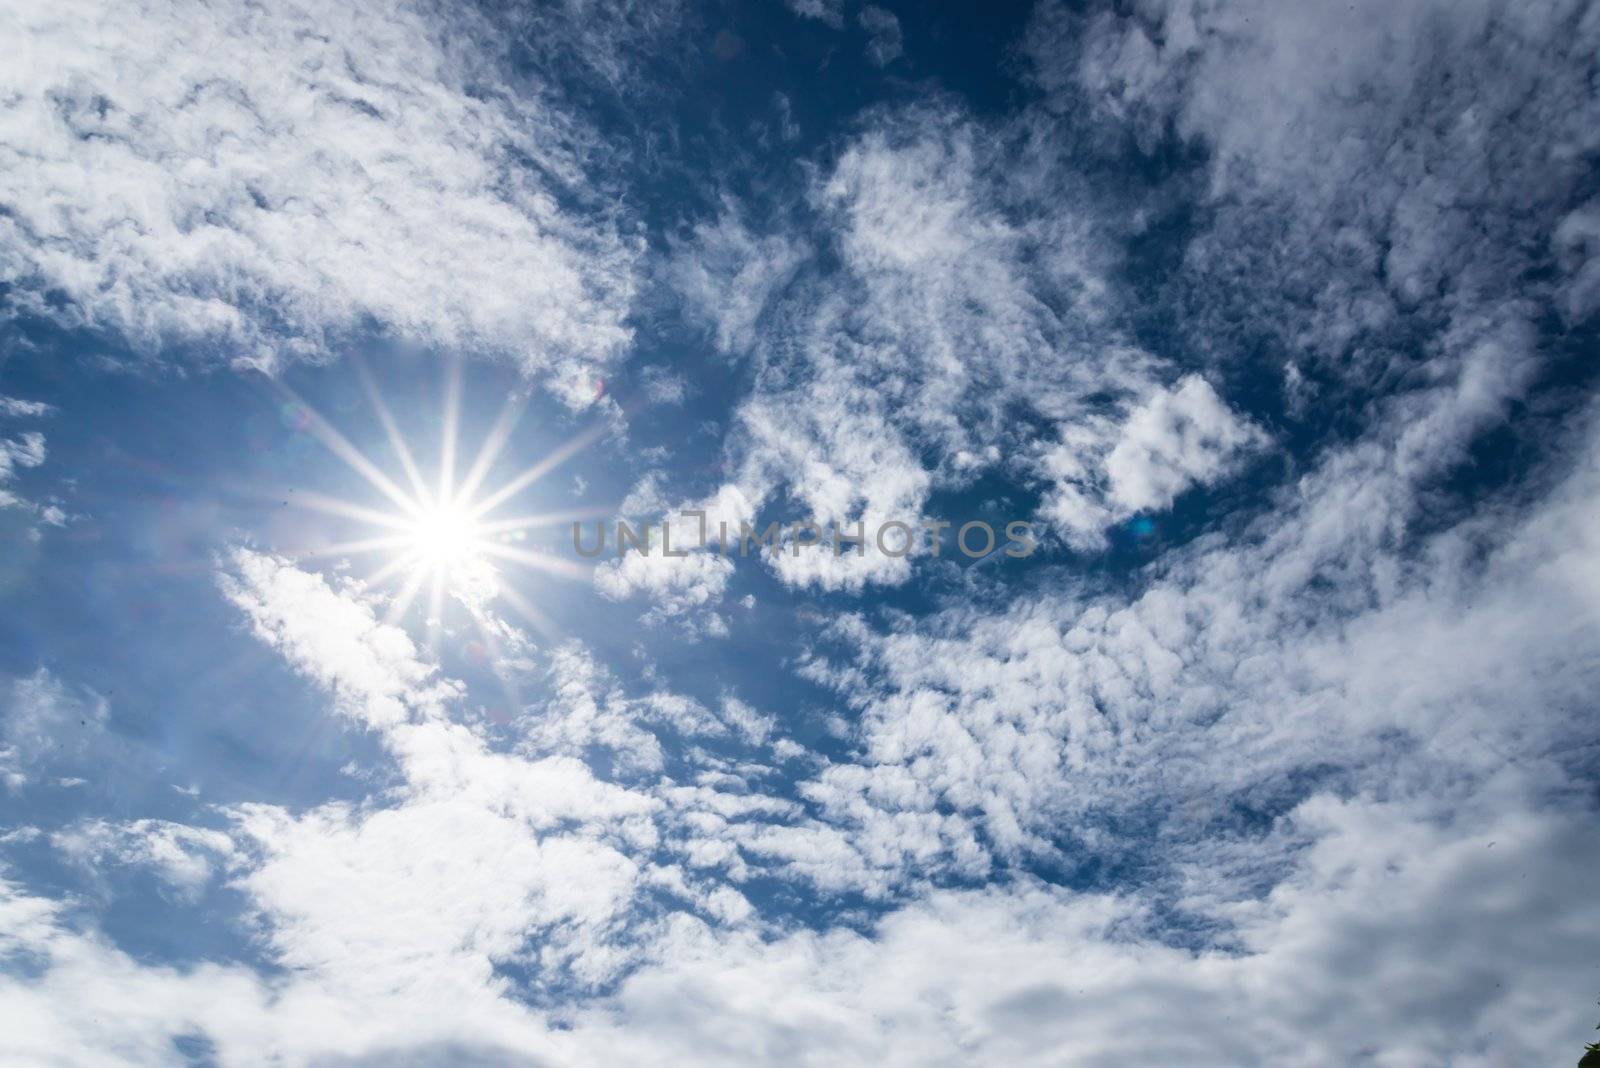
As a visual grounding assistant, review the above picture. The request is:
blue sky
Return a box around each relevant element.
[2,0,1599,1064]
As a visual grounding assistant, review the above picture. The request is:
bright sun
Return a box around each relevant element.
[279,364,604,640]
[406,503,485,571]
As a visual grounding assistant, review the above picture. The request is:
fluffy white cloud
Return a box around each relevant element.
[0,868,579,1065]
[560,792,1600,1066]
[525,642,718,773]
[4,784,1597,1064]
[207,551,666,1002]
[9,388,1600,1063]
[218,548,457,728]
[0,0,639,396]
[592,482,754,627]
[233,797,646,997]
[53,819,238,900]
[789,375,1600,893]
[1102,376,1263,512]
[595,547,736,632]
[201,549,820,1026]
[1043,374,1265,547]
[721,0,1598,887]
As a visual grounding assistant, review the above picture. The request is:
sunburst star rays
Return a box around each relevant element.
[264,364,611,654]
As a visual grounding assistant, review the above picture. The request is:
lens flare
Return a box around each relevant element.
[273,362,606,643]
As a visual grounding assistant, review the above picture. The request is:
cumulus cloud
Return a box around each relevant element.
[1103,377,1263,512]
[790,375,1600,892]
[592,482,755,629]
[1043,375,1265,548]
[201,594,618,1014]
[575,788,1600,1066]
[9,784,1592,1064]
[525,642,727,774]
[233,796,648,998]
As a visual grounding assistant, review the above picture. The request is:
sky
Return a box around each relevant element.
[1,0,1599,1064]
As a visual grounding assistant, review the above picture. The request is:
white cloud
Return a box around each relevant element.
[1038,0,1600,389]
[0,396,54,418]
[0,0,639,398]
[205,549,808,1020]
[787,377,1600,893]
[214,553,655,988]
[524,642,711,774]
[1043,375,1265,548]
[595,543,736,634]
[592,482,754,628]
[859,6,903,67]
[4,786,1597,1064]
[666,200,809,357]
[0,668,109,790]
[0,870,573,1065]
[717,695,774,746]
[233,797,646,998]
[640,366,689,406]
[0,395,64,530]
[784,0,844,29]
[0,432,45,491]
[1103,377,1263,512]
[560,793,1600,1066]
[218,548,457,728]
[7,394,1600,1062]
[52,819,237,900]
[702,104,1157,588]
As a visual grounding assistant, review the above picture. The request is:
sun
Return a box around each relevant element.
[406,502,486,571]
[274,361,606,642]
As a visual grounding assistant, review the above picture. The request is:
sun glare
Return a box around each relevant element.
[407,504,484,570]
[276,362,608,644]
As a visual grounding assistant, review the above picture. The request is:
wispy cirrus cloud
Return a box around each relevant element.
[0,396,66,532]
[0,668,109,791]
[0,0,640,401]
[656,103,1169,593]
